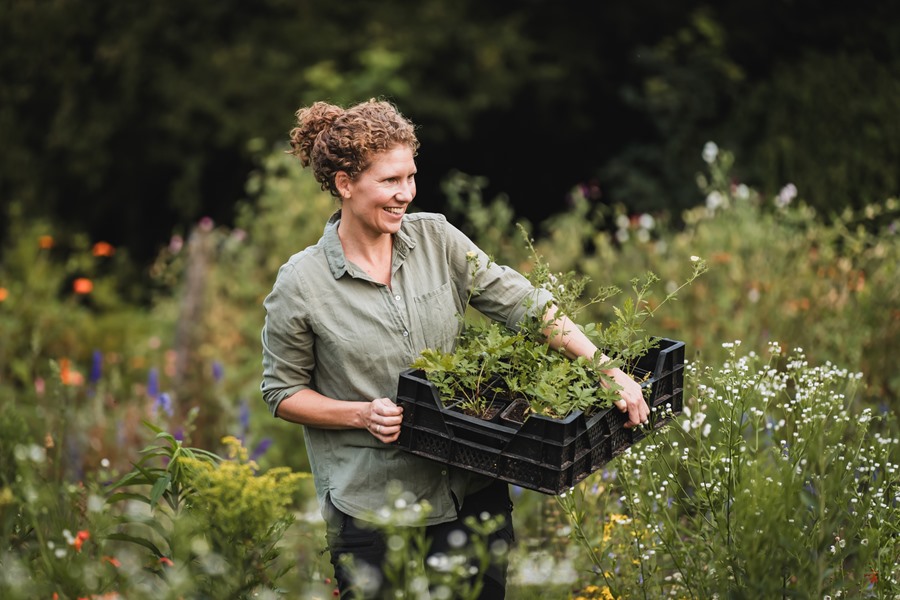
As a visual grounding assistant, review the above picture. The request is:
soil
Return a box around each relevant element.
[458,403,502,421]
[500,398,530,424]
[481,405,502,421]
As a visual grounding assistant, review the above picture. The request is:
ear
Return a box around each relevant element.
[334,171,352,199]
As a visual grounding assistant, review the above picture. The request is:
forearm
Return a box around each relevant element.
[542,305,650,427]
[542,305,610,368]
[275,388,366,429]
[275,388,404,442]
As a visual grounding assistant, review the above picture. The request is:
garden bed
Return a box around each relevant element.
[395,338,685,495]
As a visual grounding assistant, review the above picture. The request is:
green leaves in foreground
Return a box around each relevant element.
[105,422,307,598]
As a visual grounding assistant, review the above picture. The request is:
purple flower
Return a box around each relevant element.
[154,393,174,418]
[249,438,273,463]
[238,399,250,439]
[212,361,224,383]
[147,368,159,399]
[90,349,103,385]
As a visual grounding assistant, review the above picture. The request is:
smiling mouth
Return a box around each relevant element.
[383,207,404,215]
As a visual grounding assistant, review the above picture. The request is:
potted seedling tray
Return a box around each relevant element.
[395,338,686,495]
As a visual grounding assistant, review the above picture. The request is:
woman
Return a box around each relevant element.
[260,98,648,599]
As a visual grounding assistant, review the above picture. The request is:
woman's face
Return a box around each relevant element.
[337,145,417,238]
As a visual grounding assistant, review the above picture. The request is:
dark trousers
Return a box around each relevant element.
[324,480,514,599]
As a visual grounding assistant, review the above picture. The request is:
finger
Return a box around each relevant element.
[627,399,648,428]
[374,397,403,416]
[383,414,404,427]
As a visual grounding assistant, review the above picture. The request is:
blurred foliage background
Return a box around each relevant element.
[3,3,900,595]
[2,0,898,275]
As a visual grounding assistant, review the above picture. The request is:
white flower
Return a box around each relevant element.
[706,191,724,211]
[702,141,719,164]
[775,183,798,208]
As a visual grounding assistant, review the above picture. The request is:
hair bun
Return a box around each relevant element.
[288,102,343,167]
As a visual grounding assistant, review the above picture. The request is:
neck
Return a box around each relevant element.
[337,221,393,264]
[337,221,394,287]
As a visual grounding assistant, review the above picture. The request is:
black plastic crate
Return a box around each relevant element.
[395,338,685,495]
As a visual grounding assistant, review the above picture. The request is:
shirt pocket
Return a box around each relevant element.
[413,282,460,352]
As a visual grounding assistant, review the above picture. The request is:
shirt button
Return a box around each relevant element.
[402,330,409,337]
[441,470,447,476]
[394,294,401,301]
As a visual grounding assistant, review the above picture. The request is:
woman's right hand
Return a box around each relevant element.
[365,397,403,443]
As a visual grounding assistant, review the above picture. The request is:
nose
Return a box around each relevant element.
[396,179,415,203]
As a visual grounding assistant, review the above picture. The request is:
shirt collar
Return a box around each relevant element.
[321,209,417,280]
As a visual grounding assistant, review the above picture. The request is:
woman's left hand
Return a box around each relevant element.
[606,368,650,428]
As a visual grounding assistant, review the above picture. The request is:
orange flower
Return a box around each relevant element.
[73,277,93,294]
[0,287,7,302]
[102,555,122,568]
[39,235,54,249]
[73,530,90,552]
[866,569,878,584]
[92,241,115,257]
[159,556,174,567]
[59,358,85,386]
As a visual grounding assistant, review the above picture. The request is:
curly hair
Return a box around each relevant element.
[287,99,420,197]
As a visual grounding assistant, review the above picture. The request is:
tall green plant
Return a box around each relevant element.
[558,342,900,598]
[105,422,306,598]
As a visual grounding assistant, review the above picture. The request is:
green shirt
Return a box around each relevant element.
[260,211,552,524]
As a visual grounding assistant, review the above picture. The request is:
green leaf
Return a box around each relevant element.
[105,532,163,557]
[106,492,152,505]
[149,474,171,506]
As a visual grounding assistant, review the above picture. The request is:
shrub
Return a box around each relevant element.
[558,342,900,598]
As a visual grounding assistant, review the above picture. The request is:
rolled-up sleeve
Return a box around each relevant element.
[260,262,315,416]
[443,222,554,330]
